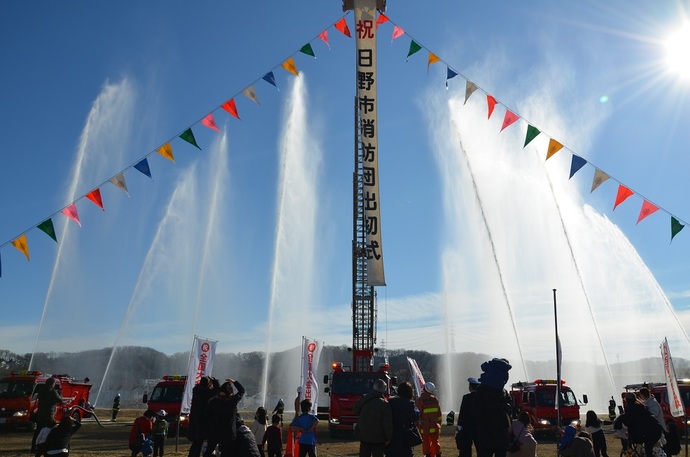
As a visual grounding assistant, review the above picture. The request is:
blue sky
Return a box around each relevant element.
[1,0,690,398]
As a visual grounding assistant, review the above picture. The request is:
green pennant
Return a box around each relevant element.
[300,43,315,58]
[671,217,685,242]
[524,125,541,147]
[407,41,422,60]
[179,128,201,150]
[37,219,57,243]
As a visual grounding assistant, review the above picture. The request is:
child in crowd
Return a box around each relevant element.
[251,407,268,457]
[152,410,169,457]
[290,399,319,457]
[263,414,284,457]
[585,410,609,457]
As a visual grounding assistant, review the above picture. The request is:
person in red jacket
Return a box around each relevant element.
[129,410,155,457]
[416,382,442,457]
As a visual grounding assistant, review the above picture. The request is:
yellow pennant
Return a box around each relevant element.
[157,143,175,163]
[11,234,30,261]
[282,57,299,76]
[546,138,563,161]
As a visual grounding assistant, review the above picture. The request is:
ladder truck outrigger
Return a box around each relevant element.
[322,0,395,437]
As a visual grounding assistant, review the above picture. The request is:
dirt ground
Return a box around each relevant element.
[0,409,626,457]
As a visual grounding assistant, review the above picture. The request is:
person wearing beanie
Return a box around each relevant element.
[474,359,513,457]
[416,381,443,457]
[478,359,512,391]
[353,379,393,457]
[456,378,481,457]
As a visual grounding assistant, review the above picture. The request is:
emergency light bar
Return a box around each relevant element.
[162,375,187,381]
[10,371,42,377]
[534,379,566,385]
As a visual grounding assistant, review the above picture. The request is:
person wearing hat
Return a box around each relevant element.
[353,379,392,457]
[204,378,245,457]
[456,378,480,457]
[152,410,169,457]
[474,359,513,457]
[187,376,220,457]
[113,393,121,421]
[31,376,64,454]
[416,381,442,457]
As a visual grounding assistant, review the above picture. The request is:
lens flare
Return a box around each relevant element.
[664,22,690,81]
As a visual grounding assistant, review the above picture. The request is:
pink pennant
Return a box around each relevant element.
[637,200,659,224]
[613,184,634,210]
[61,203,82,227]
[221,99,240,120]
[500,110,520,132]
[335,18,351,38]
[392,25,405,40]
[86,189,104,211]
[201,113,220,132]
[376,13,389,28]
[487,95,498,119]
[318,30,330,49]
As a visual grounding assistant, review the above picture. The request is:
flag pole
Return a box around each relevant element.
[554,289,562,440]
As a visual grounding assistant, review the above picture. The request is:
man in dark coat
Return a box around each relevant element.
[187,377,220,457]
[456,377,480,457]
[204,378,245,457]
[474,359,513,457]
[32,377,63,453]
[354,379,393,457]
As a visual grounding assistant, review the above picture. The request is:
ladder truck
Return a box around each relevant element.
[322,0,394,437]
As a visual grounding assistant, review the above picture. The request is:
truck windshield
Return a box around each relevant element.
[331,373,387,395]
[150,385,184,403]
[536,389,577,407]
[0,380,35,398]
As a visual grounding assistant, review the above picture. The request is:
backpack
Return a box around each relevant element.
[140,437,153,456]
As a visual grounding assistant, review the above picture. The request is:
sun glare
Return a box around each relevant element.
[664,22,690,81]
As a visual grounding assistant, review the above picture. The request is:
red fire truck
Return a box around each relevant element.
[0,371,92,430]
[623,381,690,432]
[144,375,188,435]
[510,379,587,432]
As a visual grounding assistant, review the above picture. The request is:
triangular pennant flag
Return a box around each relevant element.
[671,217,685,242]
[134,158,152,179]
[500,110,520,132]
[464,81,478,104]
[300,44,315,58]
[179,128,201,150]
[406,40,422,61]
[61,203,82,227]
[262,71,278,90]
[242,85,261,104]
[427,52,440,72]
[282,57,299,76]
[445,67,458,88]
[591,169,609,193]
[613,184,634,210]
[376,13,389,28]
[545,138,563,161]
[222,99,240,119]
[523,125,541,147]
[86,189,105,211]
[201,113,221,133]
[110,173,129,195]
[392,25,405,41]
[568,155,587,179]
[318,30,330,48]
[486,95,498,119]
[335,17,351,38]
[157,143,175,163]
[37,219,57,242]
[637,200,659,224]
[11,234,29,261]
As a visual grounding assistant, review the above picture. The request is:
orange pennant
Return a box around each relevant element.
[427,52,440,72]
[157,143,175,163]
[222,99,240,120]
[613,184,634,210]
[86,189,105,211]
[282,57,299,76]
[11,234,30,261]
[545,138,563,161]
[637,200,659,224]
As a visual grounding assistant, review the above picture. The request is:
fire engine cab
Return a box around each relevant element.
[144,375,188,435]
[323,361,394,436]
[510,379,586,432]
[623,381,690,432]
[0,371,92,430]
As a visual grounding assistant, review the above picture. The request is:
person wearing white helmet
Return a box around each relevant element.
[416,381,442,457]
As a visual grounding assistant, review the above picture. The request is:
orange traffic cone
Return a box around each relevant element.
[285,429,294,457]
[294,431,301,457]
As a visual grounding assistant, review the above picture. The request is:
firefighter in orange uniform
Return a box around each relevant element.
[416,381,442,457]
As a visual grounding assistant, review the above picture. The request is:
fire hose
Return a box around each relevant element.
[66,405,106,428]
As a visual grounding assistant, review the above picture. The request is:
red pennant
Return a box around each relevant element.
[318,30,330,48]
[376,13,389,28]
[335,17,351,38]
[222,99,240,120]
[487,95,498,119]
[637,200,659,224]
[86,189,104,211]
[613,184,634,210]
[392,25,405,40]
[500,110,520,132]
[201,113,220,132]
[61,203,82,227]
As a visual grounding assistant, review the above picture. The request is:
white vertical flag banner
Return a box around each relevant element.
[355,0,385,286]
[661,337,684,417]
[181,336,217,414]
[407,356,426,397]
[301,337,323,415]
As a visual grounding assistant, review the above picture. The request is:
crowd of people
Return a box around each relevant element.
[27,363,689,457]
